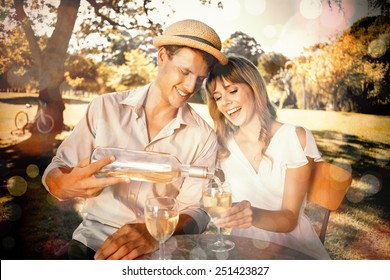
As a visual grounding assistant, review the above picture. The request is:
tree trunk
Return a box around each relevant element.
[14,0,81,137]
[331,87,338,111]
[356,81,371,113]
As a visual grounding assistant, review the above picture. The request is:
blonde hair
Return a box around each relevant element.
[204,56,277,159]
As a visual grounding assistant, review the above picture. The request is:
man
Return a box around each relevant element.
[42,19,227,260]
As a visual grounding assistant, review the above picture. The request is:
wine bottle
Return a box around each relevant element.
[90,147,216,184]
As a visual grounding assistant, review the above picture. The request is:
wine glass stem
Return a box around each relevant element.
[217,226,224,244]
[159,241,165,260]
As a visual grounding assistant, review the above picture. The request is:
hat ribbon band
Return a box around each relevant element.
[174,34,217,49]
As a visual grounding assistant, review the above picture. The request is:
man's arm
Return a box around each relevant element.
[45,156,130,200]
[175,212,210,235]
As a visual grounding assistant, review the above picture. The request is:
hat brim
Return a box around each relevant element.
[153,35,228,65]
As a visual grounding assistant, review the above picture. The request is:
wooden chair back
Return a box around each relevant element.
[307,161,352,243]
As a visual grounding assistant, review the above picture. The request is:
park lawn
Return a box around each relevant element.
[0,94,389,259]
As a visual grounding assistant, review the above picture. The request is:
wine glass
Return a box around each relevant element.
[202,181,235,252]
[144,196,179,260]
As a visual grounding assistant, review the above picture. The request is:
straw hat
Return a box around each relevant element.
[153,19,228,65]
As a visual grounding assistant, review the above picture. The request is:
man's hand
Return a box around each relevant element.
[45,156,130,200]
[94,223,159,260]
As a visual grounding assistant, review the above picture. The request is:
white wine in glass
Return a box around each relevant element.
[144,197,179,260]
[202,181,235,252]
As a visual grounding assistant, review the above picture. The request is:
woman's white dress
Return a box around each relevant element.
[220,123,331,259]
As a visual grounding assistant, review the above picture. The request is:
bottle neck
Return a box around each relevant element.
[181,164,215,180]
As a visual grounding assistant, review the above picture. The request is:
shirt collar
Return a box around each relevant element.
[119,83,150,117]
[119,83,198,127]
[179,103,198,127]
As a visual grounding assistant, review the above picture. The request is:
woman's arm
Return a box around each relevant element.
[217,127,313,233]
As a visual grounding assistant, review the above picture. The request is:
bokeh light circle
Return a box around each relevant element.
[300,0,322,20]
[368,39,387,58]
[329,161,353,182]
[6,176,27,196]
[252,237,270,249]
[360,174,382,196]
[189,245,207,260]
[346,172,382,204]
[2,236,16,250]
[346,187,365,203]
[26,164,40,178]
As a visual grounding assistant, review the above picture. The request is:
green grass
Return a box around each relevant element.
[307,130,389,259]
[0,96,389,259]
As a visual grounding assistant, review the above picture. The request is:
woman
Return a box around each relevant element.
[204,56,330,259]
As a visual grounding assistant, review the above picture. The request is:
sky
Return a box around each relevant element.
[158,0,381,58]
[10,0,381,59]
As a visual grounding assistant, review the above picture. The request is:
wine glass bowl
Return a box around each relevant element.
[144,196,179,260]
[202,181,235,252]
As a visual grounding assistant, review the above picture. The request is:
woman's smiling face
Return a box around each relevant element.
[212,78,257,128]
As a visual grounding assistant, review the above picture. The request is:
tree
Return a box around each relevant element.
[290,15,389,113]
[257,52,289,84]
[1,0,169,140]
[325,0,389,16]
[6,0,82,135]
[100,30,156,66]
[257,52,293,108]
[104,49,157,92]
[223,31,263,66]
[2,0,387,143]
[0,25,38,91]
[63,54,100,94]
[343,15,389,113]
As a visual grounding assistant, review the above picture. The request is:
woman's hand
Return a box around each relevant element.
[215,200,253,228]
